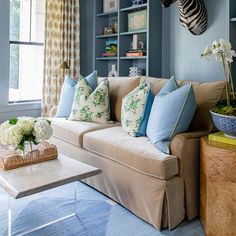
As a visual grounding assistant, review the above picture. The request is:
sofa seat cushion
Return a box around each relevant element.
[51,118,118,147]
[83,126,178,179]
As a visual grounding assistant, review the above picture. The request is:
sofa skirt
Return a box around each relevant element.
[50,137,185,230]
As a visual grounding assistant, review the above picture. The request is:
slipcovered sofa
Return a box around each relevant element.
[49,76,225,230]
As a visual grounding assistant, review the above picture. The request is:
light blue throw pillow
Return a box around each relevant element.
[86,71,98,91]
[146,77,197,154]
[56,71,97,117]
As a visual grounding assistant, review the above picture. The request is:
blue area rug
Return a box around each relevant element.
[0,182,205,236]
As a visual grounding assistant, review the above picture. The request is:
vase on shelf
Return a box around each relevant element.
[108,64,118,77]
[129,67,142,77]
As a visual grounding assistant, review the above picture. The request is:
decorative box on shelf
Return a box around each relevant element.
[0,142,58,171]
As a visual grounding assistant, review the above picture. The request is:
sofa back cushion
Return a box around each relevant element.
[140,76,226,131]
[99,76,140,121]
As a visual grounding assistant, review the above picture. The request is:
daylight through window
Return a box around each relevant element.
[9,0,45,102]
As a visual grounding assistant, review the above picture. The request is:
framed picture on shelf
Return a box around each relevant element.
[103,0,118,13]
[104,26,114,35]
[128,10,147,32]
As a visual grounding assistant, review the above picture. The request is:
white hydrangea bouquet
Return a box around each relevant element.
[0,117,53,155]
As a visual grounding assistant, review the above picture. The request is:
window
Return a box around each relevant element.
[9,0,45,102]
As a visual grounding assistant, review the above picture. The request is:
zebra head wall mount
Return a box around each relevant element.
[160,0,208,35]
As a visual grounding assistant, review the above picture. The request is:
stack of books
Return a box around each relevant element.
[208,132,236,145]
[102,40,117,57]
[126,49,146,57]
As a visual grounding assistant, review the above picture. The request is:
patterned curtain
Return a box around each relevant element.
[42,0,80,116]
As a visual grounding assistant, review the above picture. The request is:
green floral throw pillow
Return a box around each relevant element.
[121,80,154,137]
[69,76,110,123]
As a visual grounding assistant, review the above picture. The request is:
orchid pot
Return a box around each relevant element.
[201,39,236,137]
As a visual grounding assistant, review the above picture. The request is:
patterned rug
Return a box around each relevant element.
[0,182,205,236]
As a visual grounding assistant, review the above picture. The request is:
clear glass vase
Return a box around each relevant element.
[22,142,39,157]
[0,144,16,160]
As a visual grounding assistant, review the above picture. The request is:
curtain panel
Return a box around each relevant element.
[42,0,80,116]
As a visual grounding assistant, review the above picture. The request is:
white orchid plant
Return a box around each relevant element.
[201,39,236,115]
[0,117,53,154]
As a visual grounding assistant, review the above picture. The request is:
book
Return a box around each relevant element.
[208,132,236,145]
[127,49,147,53]
[105,40,118,54]
[126,51,146,57]
[102,53,117,57]
[101,40,118,57]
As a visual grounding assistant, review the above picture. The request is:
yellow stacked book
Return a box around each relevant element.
[208,132,236,145]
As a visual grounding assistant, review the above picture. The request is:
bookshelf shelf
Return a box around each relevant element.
[120,56,147,60]
[120,30,147,36]
[120,3,147,12]
[96,11,118,17]
[94,0,162,77]
[96,57,118,61]
[231,17,236,22]
[96,34,118,39]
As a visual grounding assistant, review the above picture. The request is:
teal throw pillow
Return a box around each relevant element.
[69,76,110,123]
[56,71,97,118]
[146,77,197,154]
[121,80,154,137]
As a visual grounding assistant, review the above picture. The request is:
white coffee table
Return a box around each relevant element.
[0,154,101,236]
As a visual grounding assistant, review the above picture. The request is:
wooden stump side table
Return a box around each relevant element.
[200,137,236,236]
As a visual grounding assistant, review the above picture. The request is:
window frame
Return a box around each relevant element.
[9,0,45,103]
[0,0,40,120]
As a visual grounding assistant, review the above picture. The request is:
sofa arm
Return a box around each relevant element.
[170,130,209,220]
[49,106,58,118]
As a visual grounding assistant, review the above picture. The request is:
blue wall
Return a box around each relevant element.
[80,0,95,76]
[162,0,229,82]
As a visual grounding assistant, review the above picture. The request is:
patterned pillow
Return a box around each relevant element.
[69,76,110,123]
[121,80,154,137]
[56,71,97,118]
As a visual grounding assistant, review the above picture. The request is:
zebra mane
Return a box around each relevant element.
[161,0,208,35]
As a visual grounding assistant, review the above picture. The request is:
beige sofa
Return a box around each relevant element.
[49,76,225,230]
